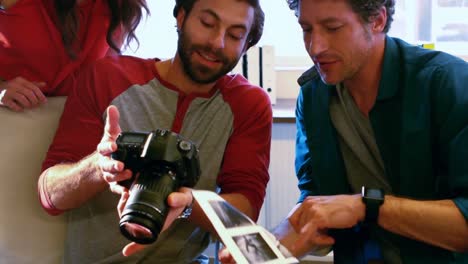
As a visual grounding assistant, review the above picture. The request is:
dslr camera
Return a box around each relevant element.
[111,129,200,244]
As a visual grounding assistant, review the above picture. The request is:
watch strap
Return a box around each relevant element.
[178,191,194,219]
[362,187,384,223]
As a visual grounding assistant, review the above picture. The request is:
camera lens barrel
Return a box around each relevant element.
[119,169,178,244]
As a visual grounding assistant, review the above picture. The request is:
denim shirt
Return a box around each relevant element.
[295,36,468,264]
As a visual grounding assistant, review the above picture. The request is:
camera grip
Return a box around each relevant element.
[111,148,136,189]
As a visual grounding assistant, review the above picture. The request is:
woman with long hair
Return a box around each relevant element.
[0,0,149,111]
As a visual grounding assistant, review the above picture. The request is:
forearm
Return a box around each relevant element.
[39,152,108,211]
[379,195,468,252]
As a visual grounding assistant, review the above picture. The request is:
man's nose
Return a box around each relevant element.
[308,33,327,57]
[209,30,225,50]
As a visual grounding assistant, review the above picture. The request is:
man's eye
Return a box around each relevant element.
[229,33,244,40]
[201,20,214,28]
[327,25,342,32]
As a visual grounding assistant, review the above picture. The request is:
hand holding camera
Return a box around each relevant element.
[97,106,201,249]
[111,129,201,245]
[97,105,132,194]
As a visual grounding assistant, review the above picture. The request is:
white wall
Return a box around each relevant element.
[258,122,300,230]
[123,1,308,100]
[124,0,308,59]
[124,1,467,101]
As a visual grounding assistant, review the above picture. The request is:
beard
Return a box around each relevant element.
[177,27,241,84]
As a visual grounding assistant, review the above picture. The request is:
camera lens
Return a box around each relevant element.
[121,222,153,241]
[119,167,178,244]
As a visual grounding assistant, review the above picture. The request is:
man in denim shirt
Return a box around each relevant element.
[274,0,468,263]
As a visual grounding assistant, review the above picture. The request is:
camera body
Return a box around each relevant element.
[111,129,200,244]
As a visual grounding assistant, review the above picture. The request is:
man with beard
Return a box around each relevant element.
[37,0,271,263]
[268,0,467,264]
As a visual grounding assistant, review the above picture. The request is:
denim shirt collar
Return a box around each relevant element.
[376,36,401,101]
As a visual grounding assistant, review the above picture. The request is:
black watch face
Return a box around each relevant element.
[367,189,383,199]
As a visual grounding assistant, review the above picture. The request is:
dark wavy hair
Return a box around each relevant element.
[173,0,264,49]
[286,0,395,33]
[54,0,149,58]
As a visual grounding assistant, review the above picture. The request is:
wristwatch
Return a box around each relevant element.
[178,191,194,219]
[361,186,385,223]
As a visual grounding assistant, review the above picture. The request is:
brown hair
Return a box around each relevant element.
[173,0,264,49]
[286,0,395,33]
[54,0,149,58]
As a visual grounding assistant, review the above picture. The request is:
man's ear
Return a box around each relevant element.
[371,6,387,33]
[176,8,186,32]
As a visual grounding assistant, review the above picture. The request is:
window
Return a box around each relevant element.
[123,1,177,59]
[389,0,468,56]
[432,0,468,55]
